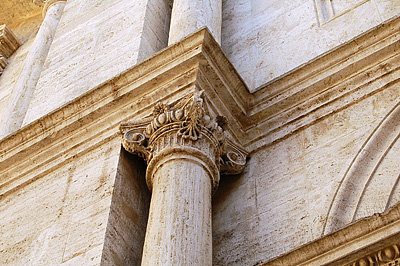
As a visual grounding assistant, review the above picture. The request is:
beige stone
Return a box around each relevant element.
[0,25,21,74]
[1,1,400,266]
[0,1,66,138]
[169,0,222,44]
[121,92,247,265]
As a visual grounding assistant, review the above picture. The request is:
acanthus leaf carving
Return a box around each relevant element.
[120,91,247,177]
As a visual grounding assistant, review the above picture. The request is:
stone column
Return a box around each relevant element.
[121,92,247,265]
[168,0,222,44]
[0,0,66,138]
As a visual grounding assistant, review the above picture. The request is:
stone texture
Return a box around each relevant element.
[0,1,66,138]
[169,0,222,44]
[121,93,247,265]
[0,139,121,265]
[221,0,398,91]
[101,151,150,266]
[1,2,400,265]
[22,0,172,127]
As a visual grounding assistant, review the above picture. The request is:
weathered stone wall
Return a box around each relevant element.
[22,0,171,126]
[222,0,400,91]
[0,14,42,133]
[101,151,150,265]
[0,138,121,265]
[212,80,400,265]
[1,1,400,265]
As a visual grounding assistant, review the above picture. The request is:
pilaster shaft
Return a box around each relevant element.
[0,0,66,138]
[168,0,222,44]
[121,91,247,265]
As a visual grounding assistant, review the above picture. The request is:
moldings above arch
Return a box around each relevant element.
[324,99,400,235]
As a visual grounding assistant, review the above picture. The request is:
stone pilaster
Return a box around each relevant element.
[168,0,222,44]
[0,0,66,138]
[121,91,247,265]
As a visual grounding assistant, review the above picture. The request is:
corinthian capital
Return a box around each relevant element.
[120,91,247,188]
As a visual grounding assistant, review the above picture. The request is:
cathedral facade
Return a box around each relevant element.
[1,0,400,265]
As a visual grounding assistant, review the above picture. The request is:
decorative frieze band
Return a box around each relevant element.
[120,91,247,190]
[346,243,400,266]
[0,25,21,75]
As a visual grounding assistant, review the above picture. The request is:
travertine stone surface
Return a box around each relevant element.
[0,138,121,265]
[213,82,400,265]
[101,151,150,266]
[121,92,247,265]
[0,1,65,138]
[22,0,172,127]
[143,158,213,265]
[169,0,222,44]
[222,0,400,91]
[1,3,400,263]
[0,17,42,138]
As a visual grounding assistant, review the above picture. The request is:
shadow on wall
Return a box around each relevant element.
[101,149,150,265]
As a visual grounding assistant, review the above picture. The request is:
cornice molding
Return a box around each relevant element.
[345,243,400,266]
[1,15,400,204]
[259,203,400,266]
[0,24,21,74]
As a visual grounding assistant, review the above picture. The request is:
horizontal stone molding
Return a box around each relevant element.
[0,24,21,74]
[2,14,400,207]
[258,203,400,266]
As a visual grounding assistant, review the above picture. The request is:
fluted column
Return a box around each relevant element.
[168,0,222,44]
[121,91,247,265]
[0,0,66,138]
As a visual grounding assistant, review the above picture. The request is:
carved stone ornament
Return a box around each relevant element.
[0,25,21,75]
[345,243,400,266]
[120,91,248,190]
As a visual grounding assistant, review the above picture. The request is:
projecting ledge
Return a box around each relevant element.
[0,25,21,74]
[0,28,250,198]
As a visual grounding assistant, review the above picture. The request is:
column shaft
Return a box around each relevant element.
[1,1,66,138]
[141,156,213,265]
[168,0,222,44]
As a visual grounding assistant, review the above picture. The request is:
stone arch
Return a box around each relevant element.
[323,99,400,235]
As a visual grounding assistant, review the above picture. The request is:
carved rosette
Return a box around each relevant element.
[120,91,247,191]
[346,243,400,266]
